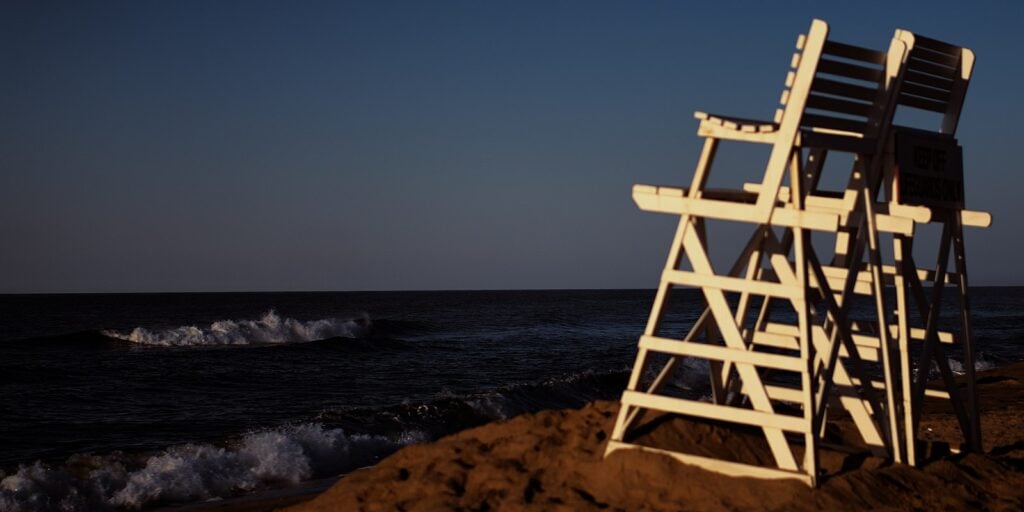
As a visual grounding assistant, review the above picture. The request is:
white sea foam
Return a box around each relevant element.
[102,311,371,346]
[0,462,90,512]
[946,355,996,375]
[464,393,512,419]
[638,357,710,392]
[920,355,997,380]
[0,424,426,511]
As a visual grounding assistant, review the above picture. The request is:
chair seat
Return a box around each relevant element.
[694,111,778,133]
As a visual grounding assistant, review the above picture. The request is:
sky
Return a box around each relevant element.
[1,1,1021,293]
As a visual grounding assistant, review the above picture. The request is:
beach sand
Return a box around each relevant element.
[287,363,1024,511]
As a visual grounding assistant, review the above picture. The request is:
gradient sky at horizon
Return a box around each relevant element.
[1,1,1021,293]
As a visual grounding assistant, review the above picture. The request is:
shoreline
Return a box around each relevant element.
[280,361,1024,511]
[146,360,1024,511]
[153,477,340,512]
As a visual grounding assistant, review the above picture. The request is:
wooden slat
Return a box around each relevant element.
[661,185,745,200]
[694,112,778,133]
[799,131,871,153]
[848,332,881,350]
[901,81,951,103]
[886,202,933,223]
[697,121,778,144]
[800,192,854,211]
[677,224,800,470]
[827,328,882,362]
[753,189,929,223]
[874,213,915,235]
[904,70,953,92]
[750,330,799,350]
[760,383,806,403]
[801,114,867,134]
[961,210,992,228]
[899,93,948,113]
[846,342,880,362]
[605,441,813,484]
[845,377,888,391]
[823,40,886,64]
[810,77,877,102]
[912,34,962,57]
[816,59,884,83]
[749,329,880,361]
[662,269,802,300]
[806,94,871,117]
[638,335,804,372]
[734,187,919,235]
[760,320,956,346]
[816,272,874,296]
[819,264,954,288]
[761,322,799,337]
[900,326,956,344]
[912,46,961,68]
[631,186,841,232]
[907,57,958,81]
[800,260,956,287]
[620,391,808,432]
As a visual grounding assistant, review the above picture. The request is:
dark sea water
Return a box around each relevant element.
[0,288,1021,511]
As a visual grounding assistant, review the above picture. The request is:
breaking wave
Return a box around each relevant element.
[0,424,425,511]
[101,311,372,346]
[916,354,997,381]
[0,365,629,511]
[318,367,632,438]
[947,355,996,375]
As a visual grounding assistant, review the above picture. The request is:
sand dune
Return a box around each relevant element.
[290,363,1024,511]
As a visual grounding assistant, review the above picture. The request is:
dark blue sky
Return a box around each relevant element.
[1,1,1020,292]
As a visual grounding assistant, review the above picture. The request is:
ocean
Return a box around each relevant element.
[1,288,1021,511]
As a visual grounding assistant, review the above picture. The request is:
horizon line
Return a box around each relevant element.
[3,284,1023,296]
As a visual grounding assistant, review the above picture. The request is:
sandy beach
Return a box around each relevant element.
[286,362,1024,511]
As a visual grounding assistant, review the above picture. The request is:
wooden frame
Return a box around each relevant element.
[883,29,986,465]
[605,20,987,485]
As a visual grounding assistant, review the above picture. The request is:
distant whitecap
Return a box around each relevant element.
[102,311,371,346]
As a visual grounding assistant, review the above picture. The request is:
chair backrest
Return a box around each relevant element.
[882,31,974,209]
[774,22,893,142]
[753,20,905,216]
[754,20,893,215]
[891,30,975,135]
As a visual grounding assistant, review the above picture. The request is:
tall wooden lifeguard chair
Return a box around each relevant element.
[604,19,973,485]
[880,29,991,465]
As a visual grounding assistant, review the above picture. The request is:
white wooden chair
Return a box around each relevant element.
[880,29,990,465]
[606,19,917,485]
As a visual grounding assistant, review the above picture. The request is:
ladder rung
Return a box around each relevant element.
[606,440,813,484]
[900,326,957,344]
[639,335,805,372]
[750,330,799,350]
[621,390,808,432]
[662,269,803,300]
[632,186,840,232]
[743,382,805,403]
[754,323,880,362]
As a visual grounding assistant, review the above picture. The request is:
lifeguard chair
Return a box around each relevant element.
[881,29,991,465]
[606,19,988,485]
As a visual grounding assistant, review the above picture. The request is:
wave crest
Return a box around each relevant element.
[947,355,996,375]
[102,311,371,346]
[0,424,426,511]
